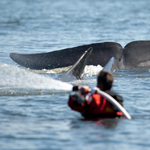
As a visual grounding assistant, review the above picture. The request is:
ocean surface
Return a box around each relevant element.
[0,0,150,149]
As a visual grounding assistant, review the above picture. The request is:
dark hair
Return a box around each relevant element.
[97,71,113,91]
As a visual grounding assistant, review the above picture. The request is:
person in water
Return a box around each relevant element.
[68,71,124,118]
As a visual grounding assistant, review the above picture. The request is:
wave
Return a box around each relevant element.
[0,63,72,91]
[0,63,102,96]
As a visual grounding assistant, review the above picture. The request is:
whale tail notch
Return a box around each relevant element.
[60,47,93,82]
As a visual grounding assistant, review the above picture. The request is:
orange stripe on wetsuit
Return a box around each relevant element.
[88,94,116,115]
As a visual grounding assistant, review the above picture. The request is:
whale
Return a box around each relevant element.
[10,42,123,70]
[60,47,93,82]
[102,57,122,73]
[10,40,150,70]
[122,41,150,69]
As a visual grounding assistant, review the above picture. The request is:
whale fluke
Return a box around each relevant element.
[10,40,150,70]
[10,42,123,70]
[122,41,150,69]
[60,47,93,82]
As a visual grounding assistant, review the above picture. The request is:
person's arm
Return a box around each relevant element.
[68,85,91,113]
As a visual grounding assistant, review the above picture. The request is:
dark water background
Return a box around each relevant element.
[1,0,150,149]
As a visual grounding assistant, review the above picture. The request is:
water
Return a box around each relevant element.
[0,0,150,149]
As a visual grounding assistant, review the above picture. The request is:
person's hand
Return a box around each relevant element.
[79,86,90,95]
[72,85,90,95]
[72,85,79,91]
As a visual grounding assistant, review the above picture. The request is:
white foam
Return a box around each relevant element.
[0,63,72,91]
[83,65,103,76]
[31,65,103,77]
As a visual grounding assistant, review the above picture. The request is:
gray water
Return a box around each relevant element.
[1,0,150,149]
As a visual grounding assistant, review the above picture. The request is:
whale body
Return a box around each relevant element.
[10,40,150,70]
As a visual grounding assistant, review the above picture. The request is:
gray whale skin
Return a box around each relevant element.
[10,40,150,70]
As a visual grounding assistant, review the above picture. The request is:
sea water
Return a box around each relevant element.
[0,0,150,149]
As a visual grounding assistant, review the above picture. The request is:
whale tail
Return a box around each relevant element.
[60,47,93,82]
[101,57,123,73]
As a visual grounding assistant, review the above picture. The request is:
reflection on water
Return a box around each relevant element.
[70,118,121,129]
[96,119,120,129]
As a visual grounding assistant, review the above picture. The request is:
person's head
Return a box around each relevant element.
[97,71,113,91]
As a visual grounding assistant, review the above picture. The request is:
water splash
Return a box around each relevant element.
[31,65,103,77]
[0,63,103,96]
[0,63,72,91]
[84,65,103,76]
